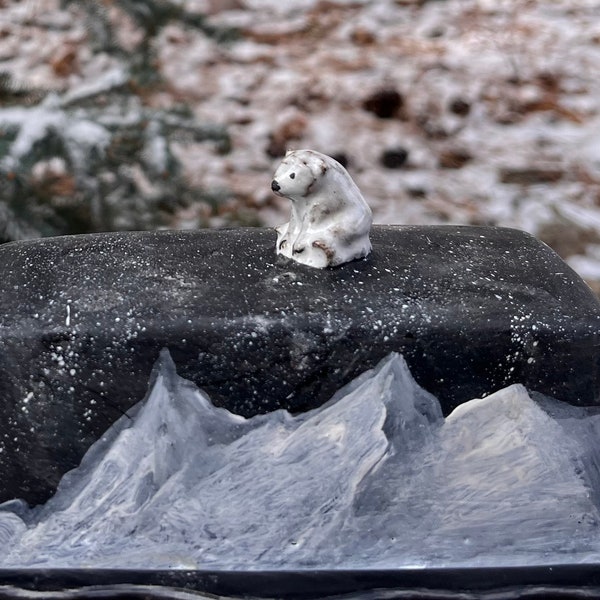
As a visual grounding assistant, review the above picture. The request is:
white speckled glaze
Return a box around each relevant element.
[272,149,372,268]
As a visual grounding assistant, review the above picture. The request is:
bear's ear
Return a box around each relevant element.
[285,148,294,157]
[308,156,328,179]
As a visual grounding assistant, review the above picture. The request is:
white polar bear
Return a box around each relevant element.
[271,149,373,268]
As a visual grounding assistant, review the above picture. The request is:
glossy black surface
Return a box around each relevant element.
[0,225,599,505]
[1,567,600,599]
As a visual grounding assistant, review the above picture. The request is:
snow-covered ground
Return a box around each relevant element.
[3,0,600,288]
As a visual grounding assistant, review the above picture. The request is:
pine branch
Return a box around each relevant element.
[62,0,237,51]
[0,1,238,245]
[60,0,116,53]
[0,72,46,107]
[0,201,40,243]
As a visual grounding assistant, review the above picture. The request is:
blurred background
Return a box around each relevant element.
[1,0,600,290]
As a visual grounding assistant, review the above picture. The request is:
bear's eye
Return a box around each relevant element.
[289,172,296,179]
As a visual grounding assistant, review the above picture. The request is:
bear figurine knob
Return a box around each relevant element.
[271,149,373,268]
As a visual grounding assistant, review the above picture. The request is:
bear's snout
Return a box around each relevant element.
[271,180,280,192]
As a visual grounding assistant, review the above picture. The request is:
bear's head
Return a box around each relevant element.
[271,149,328,200]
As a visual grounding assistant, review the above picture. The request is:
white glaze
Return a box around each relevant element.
[272,149,372,268]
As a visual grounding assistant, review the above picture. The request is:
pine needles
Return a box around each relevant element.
[0,1,234,243]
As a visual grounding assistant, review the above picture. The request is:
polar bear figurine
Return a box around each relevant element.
[271,149,373,268]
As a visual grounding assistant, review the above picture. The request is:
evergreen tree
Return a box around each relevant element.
[0,1,234,243]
